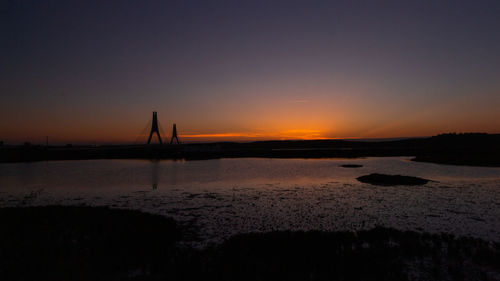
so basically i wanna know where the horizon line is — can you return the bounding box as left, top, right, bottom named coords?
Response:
left=4, top=132, right=498, bottom=146
left=0, top=135, right=440, bottom=146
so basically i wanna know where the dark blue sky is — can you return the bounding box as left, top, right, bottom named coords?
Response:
left=2, top=0, right=500, bottom=143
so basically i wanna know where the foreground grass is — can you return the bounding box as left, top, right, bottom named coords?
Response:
left=0, top=206, right=181, bottom=281
left=1, top=206, right=499, bottom=281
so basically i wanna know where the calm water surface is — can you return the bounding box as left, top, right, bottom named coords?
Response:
left=1, top=157, right=499, bottom=244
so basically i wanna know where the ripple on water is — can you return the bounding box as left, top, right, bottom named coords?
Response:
left=1, top=157, right=500, bottom=245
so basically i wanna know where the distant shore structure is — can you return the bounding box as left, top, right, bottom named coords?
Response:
left=170, top=124, right=180, bottom=144
left=147, top=111, right=163, bottom=145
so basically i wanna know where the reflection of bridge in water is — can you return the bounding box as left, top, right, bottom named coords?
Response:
left=151, top=160, right=159, bottom=190
left=149, top=159, right=182, bottom=190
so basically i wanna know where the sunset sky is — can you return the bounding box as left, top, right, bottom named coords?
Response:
left=1, top=0, right=499, bottom=144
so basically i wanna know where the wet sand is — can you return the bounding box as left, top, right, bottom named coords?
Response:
left=2, top=170, right=499, bottom=245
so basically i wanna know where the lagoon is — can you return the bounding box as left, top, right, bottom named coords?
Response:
left=1, top=157, right=499, bottom=244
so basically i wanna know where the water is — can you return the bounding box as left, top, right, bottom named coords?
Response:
left=1, top=157, right=499, bottom=244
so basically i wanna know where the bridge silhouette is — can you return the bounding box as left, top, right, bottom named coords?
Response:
left=139, top=112, right=181, bottom=145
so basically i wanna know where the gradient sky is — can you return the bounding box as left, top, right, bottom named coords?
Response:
left=1, top=0, right=499, bottom=144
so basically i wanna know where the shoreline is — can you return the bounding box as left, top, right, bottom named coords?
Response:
left=2, top=133, right=500, bottom=167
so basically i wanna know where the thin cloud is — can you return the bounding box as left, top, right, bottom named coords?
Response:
left=289, top=99, right=309, bottom=103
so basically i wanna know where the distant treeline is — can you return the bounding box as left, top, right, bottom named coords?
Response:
left=1, top=133, right=499, bottom=166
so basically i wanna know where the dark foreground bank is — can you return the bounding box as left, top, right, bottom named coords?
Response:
left=1, top=133, right=500, bottom=167
left=1, top=206, right=499, bottom=281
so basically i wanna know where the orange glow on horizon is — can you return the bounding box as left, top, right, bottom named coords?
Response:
left=179, top=129, right=329, bottom=141
left=3, top=92, right=499, bottom=145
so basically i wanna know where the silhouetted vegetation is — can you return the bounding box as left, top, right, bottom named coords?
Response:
left=411, top=133, right=500, bottom=167
left=2, top=133, right=499, bottom=167
left=1, top=206, right=499, bottom=280
left=357, top=173, right=430, bottom=186
left=214, top=228, right=500, bottom=281
left=0, top=206, right=182, bottom=281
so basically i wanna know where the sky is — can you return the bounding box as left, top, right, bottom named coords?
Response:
left=1, top=0, right=500, bottom=144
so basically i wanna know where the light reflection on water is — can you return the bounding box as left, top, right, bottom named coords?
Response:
left=1, top=157, right=499, bottom=244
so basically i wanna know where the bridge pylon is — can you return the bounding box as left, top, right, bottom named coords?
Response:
left=170, top=123, right=180, bottom=144
left=147, top=111, right=163, bottom=145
